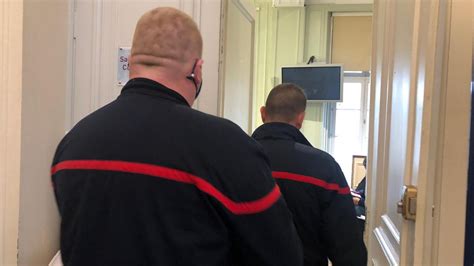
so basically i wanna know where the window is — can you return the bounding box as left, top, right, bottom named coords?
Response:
left=326, top=74, right=370, bottom=185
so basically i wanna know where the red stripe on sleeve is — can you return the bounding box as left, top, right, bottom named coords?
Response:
left=272, top=171, right=350, bottom=195
left=51, top=160, right=281, bottom=215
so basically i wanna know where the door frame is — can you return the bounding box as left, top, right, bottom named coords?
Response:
left=430, top=0, right=471, bottom=264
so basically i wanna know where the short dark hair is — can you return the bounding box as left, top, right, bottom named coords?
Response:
left=265, top=83, right=307, bottom=122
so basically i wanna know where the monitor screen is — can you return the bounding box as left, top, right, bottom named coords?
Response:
left=281, top=65, right=343, bottom=101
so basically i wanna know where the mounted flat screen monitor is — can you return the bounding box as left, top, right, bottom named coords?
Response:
left=281, top=64, right=343, bottom=102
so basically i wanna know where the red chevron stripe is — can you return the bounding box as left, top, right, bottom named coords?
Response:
left=51, top=160, right=281, bottom=215
left=272, top=171, right=350, bottom=195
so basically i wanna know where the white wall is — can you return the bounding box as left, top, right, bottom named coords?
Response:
left=197, top=0, right=222, bottom=115
left=0, top=0, right=69, bottom=265
left=17, top=0, right=70, bottom=264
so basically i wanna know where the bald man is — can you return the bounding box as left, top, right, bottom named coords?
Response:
left=252, top=83, right=367, bottom=266
left=51, top=8, right=302, bottom=266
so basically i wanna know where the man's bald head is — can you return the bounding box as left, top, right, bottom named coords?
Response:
left=130, top=7, right=202, bottom=68
left=261, top=83, right=307, bottom=128
left=128, top=7, right=204, bottom=106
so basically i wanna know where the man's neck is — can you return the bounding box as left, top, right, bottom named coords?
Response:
left=265, top=120, right=300, bottom=130
left=129, top=70, right=195, bottom=106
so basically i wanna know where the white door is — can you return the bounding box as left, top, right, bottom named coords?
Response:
left=219, top=0, right=255, bottom=134
left=366, top=0, right=470, bottom=265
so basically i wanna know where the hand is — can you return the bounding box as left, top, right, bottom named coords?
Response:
left=353, top=197, right=360, bottom=205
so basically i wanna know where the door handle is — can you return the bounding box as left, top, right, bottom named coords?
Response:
left=397, top=185, right=417, bottom=221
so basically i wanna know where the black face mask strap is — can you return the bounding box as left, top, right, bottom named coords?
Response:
left=186, top=60, right=202, bottom=99
left=195, top=80, right=203, bottom=98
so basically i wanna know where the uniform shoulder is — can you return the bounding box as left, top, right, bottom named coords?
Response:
left=294, top=142, right=337, bottom=164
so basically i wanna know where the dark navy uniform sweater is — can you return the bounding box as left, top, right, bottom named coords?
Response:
left=51, top=78, right=303, bottom=266
left=252, top=123, right=367, bottom=266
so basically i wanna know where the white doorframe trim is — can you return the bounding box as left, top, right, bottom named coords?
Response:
left=0, top=1, right=23, bottom=265
left=431, top=0, right=471, bottom=264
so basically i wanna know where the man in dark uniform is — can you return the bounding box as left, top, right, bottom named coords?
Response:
left=353, top=158, right=367, bottom=233
left=51, top=8, right=302, bottom=266
left=252, top=83, right=367, bottom=266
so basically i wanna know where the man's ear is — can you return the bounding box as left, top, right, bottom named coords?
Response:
left=295, top=111, right=305, bottom=129
left=195, top=59, right=204, bottom=84
left=260, top=106, right=267, bottom=123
